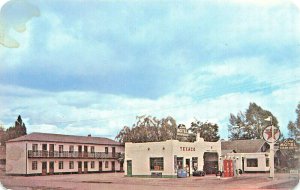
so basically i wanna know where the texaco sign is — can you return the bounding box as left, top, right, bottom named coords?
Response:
left=262, top=126, right=281, bottom=143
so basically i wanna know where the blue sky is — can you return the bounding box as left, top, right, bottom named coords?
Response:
left=0, top=0, right=300, bottom=140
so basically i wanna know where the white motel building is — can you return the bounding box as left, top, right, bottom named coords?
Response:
left=6, top=133, right=124, bottom=175
left=124, top=134, right=221, bottom=178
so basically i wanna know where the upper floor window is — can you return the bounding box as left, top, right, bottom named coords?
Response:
left=91, top=161, right=95, bottom=168
left=32, top=144, right=38, bottom=152
left=69, top=145, right=74, bottom=153
left=105, top=147, right=108, bottom=154
left=91, top=146, right=95, bottom=153
left=105, top=161, right=109, bottom=168
left=59, top=145, right=64, bottom=153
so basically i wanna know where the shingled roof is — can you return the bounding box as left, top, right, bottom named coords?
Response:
left=221, top=139, right=267, bottom=153
left=7, top=133, right=122, bottom=146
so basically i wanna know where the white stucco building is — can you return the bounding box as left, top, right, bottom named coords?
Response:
left=6, top=133, right=124, bottom=175
left=124, top=135, right=221, bottom=178
left=221, top=139, right=271, bottom=173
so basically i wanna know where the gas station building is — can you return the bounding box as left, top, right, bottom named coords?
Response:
left=124, top=134, right=221, bottom=177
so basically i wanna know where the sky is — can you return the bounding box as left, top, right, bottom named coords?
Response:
left=0, top=0, right=300, bottom=140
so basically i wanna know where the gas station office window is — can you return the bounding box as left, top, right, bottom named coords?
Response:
left=150, top=157, right=164, bottom=171
left=247, top=158, right=258, bottom=167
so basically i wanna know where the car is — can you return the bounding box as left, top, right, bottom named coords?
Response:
left=192, top=170, right=206, bottom=176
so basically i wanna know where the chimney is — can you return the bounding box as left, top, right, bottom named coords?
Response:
left=196, top=132, right=204, bottom=142
left=88, top=134, right=91, bottom=137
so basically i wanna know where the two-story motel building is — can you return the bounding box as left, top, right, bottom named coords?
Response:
left=6, top=133, right=124, bottom=175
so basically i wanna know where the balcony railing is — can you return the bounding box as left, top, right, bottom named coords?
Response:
left=28, top=150, right=124, bottom=159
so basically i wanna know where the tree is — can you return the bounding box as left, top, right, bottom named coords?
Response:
left=287, top=121, right=297, bottom=139
left=4, top=115, right=27, bottom=145
left=287, top=102, right=300, bottom=138
left=115, top=115, right=177, bottom=143
left=228, top=102, right=279, bottom=140
left=296, top=102, right=300, bottom=130
left=0, top=125, right=5, bottom=145
left=188, top=120, right=220, bottom=142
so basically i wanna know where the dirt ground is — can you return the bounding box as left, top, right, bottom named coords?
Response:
left=0, top=171, right=299, bottom=190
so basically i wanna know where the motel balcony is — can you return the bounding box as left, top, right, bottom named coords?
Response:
left=28, top=150, right=124, bottom=159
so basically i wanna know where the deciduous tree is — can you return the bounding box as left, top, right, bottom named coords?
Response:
left=188, top=120, right=220, bottom=142
left=228, top=102, right=279, bottom=140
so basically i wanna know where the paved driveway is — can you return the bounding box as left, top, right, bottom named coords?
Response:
left=0, top=172, right=298, bottom=190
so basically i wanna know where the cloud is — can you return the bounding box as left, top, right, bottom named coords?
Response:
left=0, top=0, right=299, bottom=140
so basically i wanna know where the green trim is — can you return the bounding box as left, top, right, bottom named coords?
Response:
left=125, top=175, right=177, bottom=178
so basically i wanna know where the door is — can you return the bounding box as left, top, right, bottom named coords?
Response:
left=49, top=161, right=54, bottom=174
left=120, top=161, right=124, bottom=172
left=112, top=147, right=116, bottom=157
left=84, top=161, right=88, bottom=173
left=185, top=159, right=190, bottom=176
left=84, top=146, right=88, bottom=157
left=42, top=161, right=47, bottom=175
left=242, top=157, right=245, bottom=172
left=78, top=161, right=82, bottom=173
left=42, top=144, right=47, bottom=157
left=111, top=161, right=115, bottom=172
left=49, top=144, right=54, bottom=157
left=99, top=161, right=102, bottom=172
left=127, top=160, right=132, bottom=176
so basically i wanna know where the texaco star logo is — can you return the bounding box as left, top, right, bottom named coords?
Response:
left=262, top=126, right=280, bottom=143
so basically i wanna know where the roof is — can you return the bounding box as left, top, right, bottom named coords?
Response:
left=221, top=139, right=266, bottom=153
left=7, top=133, right=122, bottom=146
left=0, top=146, right=5, bottom=159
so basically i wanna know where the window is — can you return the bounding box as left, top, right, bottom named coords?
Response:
left=91, top=161, right=95, bottom=168
left=69, top=145, right=74, bottom=153
left=266, top=158, right=269, bottom=167
left=59, top=161, right=64, bottom=169
left=105, top=147, right=108, bottom=154
left=247, top=158, right=258, bottom=167
left=32, top=161, right=38, bottom=170
left=69, top=161, right=74, bottom=169
left=32, top=144, right=38, bottom=152
left=105, top=161, right=109, bottom=168
left=91, top=146, right=95, bottom=153
left=59, top=145, right=63, bottom=153
left=150, top=157, right=164, bottom=171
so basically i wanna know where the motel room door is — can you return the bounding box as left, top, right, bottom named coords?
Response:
left=99, top=161, right=102, bottom=172
left=42, top=161, right=47, bottom=176
left=84, top=161, right=88, bottom=173
left=127, top=160, right=132, bottom=176
left=111, top=161, right=115, bottom=172
left=78, top=161, right=82, bottom=173
left=49, top=161, right=54, bottom=175
left=49, top=144, right=54, bottom=157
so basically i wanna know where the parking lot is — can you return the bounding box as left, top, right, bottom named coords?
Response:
left=0, top=172, right=299, bottom=190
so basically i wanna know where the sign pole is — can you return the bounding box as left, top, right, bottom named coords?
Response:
left=269, top=127, right=274, bottom=179
left=263, top=116, right=280, bottom=180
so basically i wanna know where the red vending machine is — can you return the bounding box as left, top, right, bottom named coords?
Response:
left=223, top=160, right=234, bottom=177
